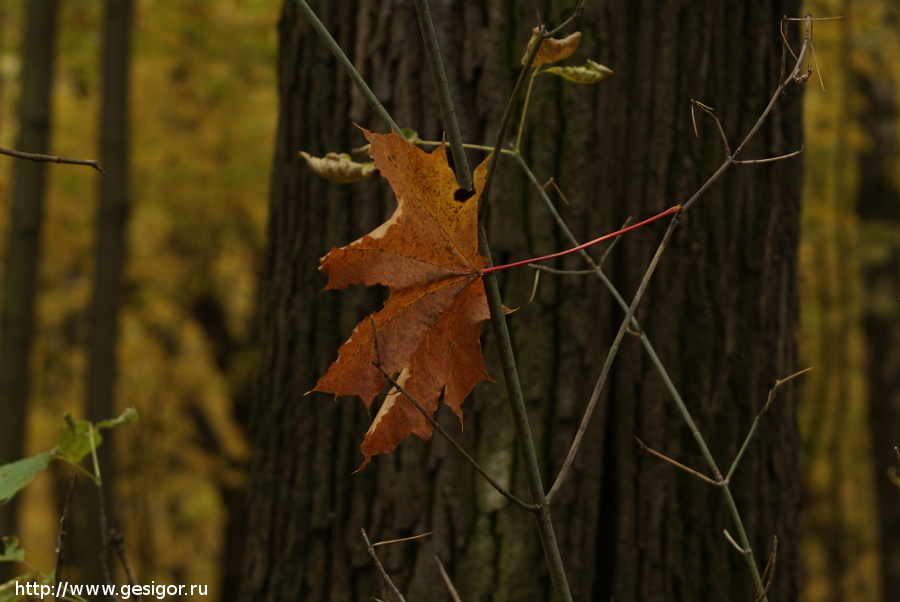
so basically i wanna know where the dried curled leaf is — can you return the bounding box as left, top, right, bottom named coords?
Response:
left=300, top=151, right=375, bottom=183
left=544, top=60, right=613, bottom=84
left=521, top=29, right=582, bottom=67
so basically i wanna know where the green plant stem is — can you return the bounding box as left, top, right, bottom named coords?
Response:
left=293, top=0, right=404, bottom=137
left=417, top=139, right=517, bottom=156
left=514, top=69, right=540, bottom=152
left=481, top=231, right=572, bottom=602
left=413, top=0, right=471, bottom=190
left=478, top=24, right=547, bottom=218
left=411, top=0, right=575, bottom=596
left=88, top=426, right=113, bottom=588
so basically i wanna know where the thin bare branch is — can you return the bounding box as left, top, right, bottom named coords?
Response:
left=434, top=556, right=463, bottom=602
left=548, top=214, right=681, bottom=501
left=110, top=530, right=140, bottom=594
left=529, top=265, right=602, bottom=276
left=733, top=147, right=804, bottom=164
left=372, top=532, right=433, bottom=548
left=724, top=529, right=750, bottom=555
left=528, top=269, right=541, bottom=302
left=54, top=472, right=78, bottom=599
left=543, top=177, right=571, bottom=206
left=0, top=146, right=104, bottom=173
left=635, top=437, right=722, bottom=486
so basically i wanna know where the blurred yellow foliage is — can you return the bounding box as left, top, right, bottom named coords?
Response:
left=799, top=1, right=900, bottom=600
left=0, top=0, right=276, bottom=597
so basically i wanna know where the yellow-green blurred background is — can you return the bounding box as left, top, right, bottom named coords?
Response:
left=0, top=0, right=898, bottom=600
left=0, top=1, right=275, bottom=598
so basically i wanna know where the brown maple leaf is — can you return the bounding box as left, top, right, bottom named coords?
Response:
left=313, top=128, right=492, bottom=469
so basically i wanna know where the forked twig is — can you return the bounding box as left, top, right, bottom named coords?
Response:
left=635, top=437, right=722, bottom=487
left=727, top=367, right=812, bottom=481
left=362, top=528, right=406, bottom=602
left=690, top=100, right=731, bottom=156
left=781, top=14, right=842, bottom=92
left=754, top=537, right=778, bottom=602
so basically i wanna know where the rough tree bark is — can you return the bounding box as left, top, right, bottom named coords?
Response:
left=242, top=1, right=802, bottom=600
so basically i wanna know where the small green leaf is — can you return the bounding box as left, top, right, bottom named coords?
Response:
left=0, top=537, right=25, bottom=563
left=544, top=60, right=614, bottom=84
left=0, top=570, right=52, bottom=602
left=0, top=453, right=52, bottom=505
left=399, top=128, right=420, bottom=142
left=96, top=407, right=139, bottom=430
left=55, top=414, right=101, bottom=464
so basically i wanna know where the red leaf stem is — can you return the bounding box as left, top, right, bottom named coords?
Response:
left=480, top=204, right=682, bottom=274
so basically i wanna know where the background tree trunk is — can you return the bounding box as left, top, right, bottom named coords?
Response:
left=856, top=70, right=900, bottom=602
left=0, top=0, right=60, bottom=577
left=242, top=1, right=802, bottom=600
left=72, top=0, right=134, bottom=590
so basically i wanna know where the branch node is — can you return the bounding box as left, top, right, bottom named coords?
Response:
left=723, top=529, right=751, bottom=555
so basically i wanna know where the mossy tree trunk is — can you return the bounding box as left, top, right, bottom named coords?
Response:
left=242, top=1, right=802, bottom=600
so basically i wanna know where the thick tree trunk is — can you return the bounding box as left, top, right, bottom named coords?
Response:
left=243, top=1, right=802, bottom=600
left=0, top=0, right=59, bottom=565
